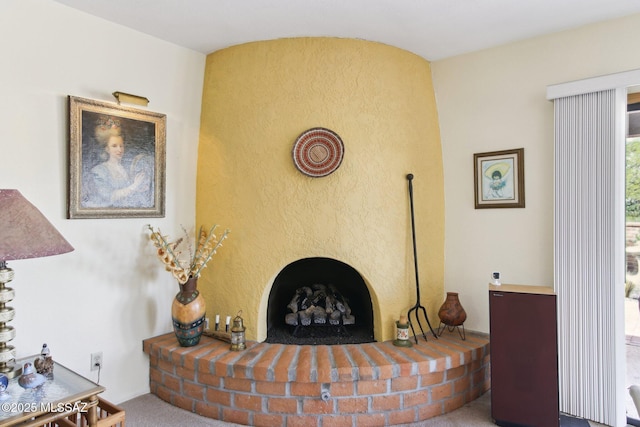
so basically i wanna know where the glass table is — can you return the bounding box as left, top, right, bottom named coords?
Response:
left=0, top=355, right=105, bottom=427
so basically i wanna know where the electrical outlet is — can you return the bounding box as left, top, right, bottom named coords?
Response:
left=91, top=352, right=103, bottom=371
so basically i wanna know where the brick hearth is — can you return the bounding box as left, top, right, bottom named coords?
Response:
left=143, top=331, right=490, bottom=426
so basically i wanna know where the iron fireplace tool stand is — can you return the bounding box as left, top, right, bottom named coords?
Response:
left=406, top=173, right=438, bottom=343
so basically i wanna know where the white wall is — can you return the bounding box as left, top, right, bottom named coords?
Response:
left=0, top=0, right=204, bottom=403
left=433, top=13, right=640, bottom=333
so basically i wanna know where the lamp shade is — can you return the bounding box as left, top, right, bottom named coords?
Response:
left=0, top=190, right=74, bottom=261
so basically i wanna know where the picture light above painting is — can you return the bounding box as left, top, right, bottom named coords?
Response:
left=67, top=96, right=166, bottom=219
left=473, top=148, right=525, bottom=209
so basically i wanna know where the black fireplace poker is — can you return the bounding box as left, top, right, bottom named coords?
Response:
left=406, top=173, right=438, bottom=343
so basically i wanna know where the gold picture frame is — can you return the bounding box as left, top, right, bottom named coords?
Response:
left=474, top=148, right=525, bottom=209
left=68, top=96, right=166, bottom=219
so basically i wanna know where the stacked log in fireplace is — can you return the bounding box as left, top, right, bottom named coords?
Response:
left=285, top=283, right=355, bottom=327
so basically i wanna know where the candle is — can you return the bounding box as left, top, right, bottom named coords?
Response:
left=225, top=315, right=231, bottom=332
left=399, top=315, right=408, bottom=325
left=215, top=314, right=220, bottom=331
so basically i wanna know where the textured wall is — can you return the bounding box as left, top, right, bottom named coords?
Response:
left=196, top=37, right=444, bottom=342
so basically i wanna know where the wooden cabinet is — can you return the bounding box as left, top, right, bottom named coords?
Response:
left=489, top=284, right=559, bottom=427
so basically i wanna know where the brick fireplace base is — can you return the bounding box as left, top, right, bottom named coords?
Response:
left=143, top=331, right=490, bottom=426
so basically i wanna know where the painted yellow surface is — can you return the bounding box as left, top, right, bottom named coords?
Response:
left=196, top=37, right=444, bottom=342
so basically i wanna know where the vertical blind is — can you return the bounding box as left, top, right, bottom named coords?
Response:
left=554, top=89, right=626, bottom=426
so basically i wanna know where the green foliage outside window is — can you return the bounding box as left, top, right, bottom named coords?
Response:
left=627, top=138, right=640, bottom=221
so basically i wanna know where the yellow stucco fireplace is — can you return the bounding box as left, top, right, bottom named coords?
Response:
left=195, top=37, right=445, bottom=343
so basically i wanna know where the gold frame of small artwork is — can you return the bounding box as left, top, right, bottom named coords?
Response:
left=474, top=148, right=525, bottom=209
left=68, top=95, right=166, bottom=219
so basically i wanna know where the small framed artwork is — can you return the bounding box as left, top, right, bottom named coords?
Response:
left=473, top=148, right=525, bottom=209
left=68, top=95, right=166, bottom=219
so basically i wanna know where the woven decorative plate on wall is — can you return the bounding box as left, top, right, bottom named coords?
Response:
left=292, top=128, right=344, bottom=177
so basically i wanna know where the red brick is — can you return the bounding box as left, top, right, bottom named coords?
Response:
left=176, top=366, right=196, bottom=381
left=252, top=344, right=284, bottom=381
left=316, top=345, right=333, bottom=383
left=454, top=375, right=470, bottom=394
left=158, top=358, right=176, bottom=374
left=417, top=402, right=443, bottom=421
left=160, top=340, right=181, bottom=359
left=355, top=413, right=386, bottom=426
left=224, top=376, right=252, bottom=392
left=274, top=345, right=299, bottom=382
left=357, top=379, right=387, bottom=395
left=287, top=415, right=320, bottom=427
left=183, top=381, right=205, bottom=400
left=372, top=394, right=401, bottom=411
left=255, top=380, right=287, bottom=396
left=436, top=341, right=473, bottom=367
left=359, top=343, right=395, bottom=379
left=155, top=384, right=171, bottom=403
left=389, top=408, right=417, bottom=425
left=214, top=350, right=245, bottom=377
left=143, top=333, right=175, bottom=354
left=403, top=390, right=428, bottom=407
left=148, top=354, right=158, bottom=368
left=469, top=359, right=482, bottom=371
left=232, top=347, right=263, bottom=379
left=295, top=346, right=313, bottom=382
left=194, top=401, right=221, bottom=419
left=444, top=394, right=466, bottom=413
left=172, top=394, right=194, bottom=412
left=206, top=388, right=232, bottom=405
left=375, top=344, right=414, bottom=376
left=163, top=373, right=181, bottom=392
left=319, top=415, right=353, bottom=427
left=337, top=397, right=368, bottom=414
left=446, top=365, right=466, bottom=381
left=183, top=344, right=218, bottom=370
left=391, top=376, right=418, bottom=391
left=328, top=381, right=355, bottom=397
left=235, top=393, right=263, bottom=411
left=221, top=407, right=250, bottom=425
left=431, top=383, right=453, bottom=401
left=290, top=381, right=321, bottom=397
left=415, top=360, right=432, bottom=375
left=413, top=346, right=448, bottom=372
left=197, top=345, right=229, bottom=374
left=144, top=331, right=491, bottom=425
left=302, top=398, right=334, bottom=414
left=267, top=397, right=298, bottom=413
left=472, top=367, right=486, bottom=386
left=433, top=346, right=462, bottom=369
left=331, top=345, right=356, bottom=381
left=253, top=413, right=285, bottom=427
left=198, top=372, right=222, bottom=387
left=469, top=386, right=483, bottom=401
left=170, top=345, right=193, bottom=365
left=345, top=345, right=374, bottom=380
left=149, top=367, right=162, bottom=384
left=421, top=371, right=445, bottom=386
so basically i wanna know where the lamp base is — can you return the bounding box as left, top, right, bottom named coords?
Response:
left=0, top=360, right=22, bottom=379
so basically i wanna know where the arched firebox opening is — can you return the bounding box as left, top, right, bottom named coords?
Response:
left=265, top=257, right=375, bottom=345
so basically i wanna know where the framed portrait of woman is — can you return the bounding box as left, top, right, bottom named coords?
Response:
left=68, top=96, right=166, bottom=219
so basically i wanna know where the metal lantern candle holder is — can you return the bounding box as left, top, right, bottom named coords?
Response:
left=230, top=311, right=246, bottom=351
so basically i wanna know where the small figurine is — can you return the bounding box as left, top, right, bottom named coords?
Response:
left=34, top=343, right=54, bottom=378
left=18, top=363, right=45, bottom=389
left=0, top=374, right=9, bottom=401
